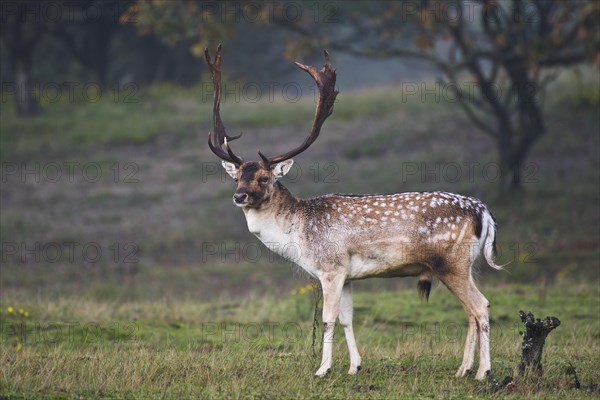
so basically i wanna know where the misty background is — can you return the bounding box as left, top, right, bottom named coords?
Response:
left=1, top=0, right=598, bottom=300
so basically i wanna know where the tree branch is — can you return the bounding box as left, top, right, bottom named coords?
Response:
left=438, top=78, right=497, bottom=137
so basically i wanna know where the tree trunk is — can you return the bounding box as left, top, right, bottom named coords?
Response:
left=13, top=52, right=39, bottom=116
left=498, top=146, right=521, bottom=194
left=86, top=20, right=114, bottom=87
left=497, top=137, right=531, bottom=195
left=496, top=61, right=546, bottom=195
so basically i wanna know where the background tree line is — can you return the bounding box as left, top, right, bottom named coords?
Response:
left=1, top=0, right=598, bottom=193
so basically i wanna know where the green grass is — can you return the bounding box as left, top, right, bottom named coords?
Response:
left=0, top=78, right=454, bottom=162
left=1, top=282, right=598, bottom=399
left=0, top=92, right=204, bottom=161
left=0, top=81, right=389, bottom=162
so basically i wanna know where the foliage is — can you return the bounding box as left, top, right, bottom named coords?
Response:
left=121, top=0, right=230, bottom=57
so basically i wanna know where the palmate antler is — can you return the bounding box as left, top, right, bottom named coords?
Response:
left=205, top=45, right=338, bottom=166
left=258, top=50, right=338, bottom=166
left=205, top=44, right=244, bottom=165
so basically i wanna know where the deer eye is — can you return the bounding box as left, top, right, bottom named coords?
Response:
left=234, top=178, right=239, bottom=183
left=259, top=177, right=270, bottom=184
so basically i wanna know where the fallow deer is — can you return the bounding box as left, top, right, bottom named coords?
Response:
left=204, top=45, right=502, bottom=380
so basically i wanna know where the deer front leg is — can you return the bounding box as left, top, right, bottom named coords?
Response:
left=339, top=282, right=361, bottom=374
left=315, top=273, right=346, bottom=377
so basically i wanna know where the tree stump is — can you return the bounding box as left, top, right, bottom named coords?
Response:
left=518, top=310, right=561, bottom=375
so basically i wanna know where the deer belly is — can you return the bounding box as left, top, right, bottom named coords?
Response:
left=348, top=251, right=426, bottom=279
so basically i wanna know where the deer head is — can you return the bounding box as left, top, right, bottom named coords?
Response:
left=205, top=44, right=338, bottom=208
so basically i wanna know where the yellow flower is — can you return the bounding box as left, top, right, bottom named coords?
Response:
left=291, top=284, right=317, bottom=296
left=556, top=262, right=577, bottom=281
left=15, top=343, right=22, bottom=351
left=24, top=311, right=29, bottom=317
left=7, top=306, right=14, bottom=314
left=19, top=308, right=24, bottom=315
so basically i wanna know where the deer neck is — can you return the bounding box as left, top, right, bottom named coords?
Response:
left=242, top=182, right=302, bottom=237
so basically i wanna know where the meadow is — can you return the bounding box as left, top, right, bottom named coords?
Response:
left=1, top=283, right=598, bottom=399
left=1, top=68, right=599, bottom=398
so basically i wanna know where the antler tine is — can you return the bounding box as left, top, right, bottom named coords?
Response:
left=259, top=50, right=338, bottom=166
left=205, top=44, right=244, bottom=165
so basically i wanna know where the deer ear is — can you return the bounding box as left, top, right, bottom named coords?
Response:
left=271, top=159, right=294, bottom=180
left=222, top=161, right=239, bottom=180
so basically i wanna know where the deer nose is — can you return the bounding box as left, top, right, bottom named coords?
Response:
left=233, top=192, right=248, bottom=204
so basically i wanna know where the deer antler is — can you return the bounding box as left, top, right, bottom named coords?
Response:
left=205, top=44, right=244, bottom=165
left=258, top=50, right=338, bottom=166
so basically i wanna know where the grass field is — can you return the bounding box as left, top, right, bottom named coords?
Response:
left=1, top=282, right=599, bottom=399
left=1, top=67, right=599, bottom=398
left=0, top=284, right=600, bottom=398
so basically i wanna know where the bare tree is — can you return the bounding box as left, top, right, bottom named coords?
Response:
left=276, top=0, right=599, bottom=193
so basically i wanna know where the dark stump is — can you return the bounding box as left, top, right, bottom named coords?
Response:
left=518, top=310, right=561, bottom=376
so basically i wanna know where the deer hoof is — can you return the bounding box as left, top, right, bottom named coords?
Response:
left=475, top=370, right=489, bottom=381
left=348, top=365, right=361, bottom=375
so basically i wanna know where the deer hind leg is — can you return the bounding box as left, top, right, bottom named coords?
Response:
left=456, top=314, right=478, bottom=377
left=468, top=280, right=491, bottom=380
left=315, top=273, right=346, bottom=377
left=339, top=282, right=362, bottom=374
left=439, top=269, right=491, bottom=380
